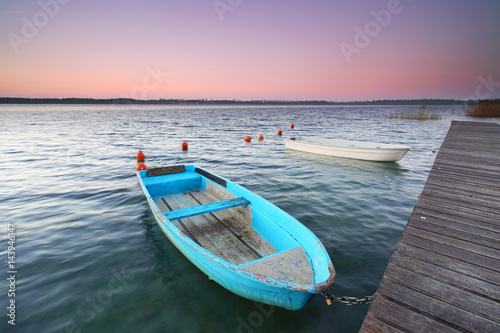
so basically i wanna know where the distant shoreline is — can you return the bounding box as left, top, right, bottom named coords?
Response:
left=0, top=97, right=472, bottom=106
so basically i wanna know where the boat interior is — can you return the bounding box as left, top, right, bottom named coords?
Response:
left=145, top=166, right=314, bottom=285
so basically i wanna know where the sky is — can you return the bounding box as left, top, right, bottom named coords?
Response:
left=1, top=0, right=500, bottom=101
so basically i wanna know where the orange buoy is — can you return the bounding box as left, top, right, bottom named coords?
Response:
left=181, top=142, right=188, bottom=150
left=136, top=163, right=147, bottom=171
left=291, top=123, right=294, bottom=129
left=244, top=136, right=252, bottom=142
left=136, top=150, right=145, bottom=163
left=278, top=130, right=282, bottom=135
left=258, top=135, right=264, bottom=140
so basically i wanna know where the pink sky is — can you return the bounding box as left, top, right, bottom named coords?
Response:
left=1, top=0, right=499, bottom=101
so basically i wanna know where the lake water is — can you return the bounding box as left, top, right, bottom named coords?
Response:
left=0, top=104, right=485, bottom=332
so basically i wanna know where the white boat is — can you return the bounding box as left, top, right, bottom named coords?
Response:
left=284, top=137, right=409, bottom=162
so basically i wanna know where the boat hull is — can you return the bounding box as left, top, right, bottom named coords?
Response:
left=137, top=165, right=335, bottom=310
left=284, top=137, right=409, bottom=162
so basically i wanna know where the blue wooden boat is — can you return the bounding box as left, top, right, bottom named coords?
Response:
left=137, top=165, right=336, bottom=310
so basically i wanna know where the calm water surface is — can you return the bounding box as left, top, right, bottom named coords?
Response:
left=0, top=104, right=479, bottom=332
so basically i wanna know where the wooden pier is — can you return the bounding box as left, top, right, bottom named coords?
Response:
left=360, top=121, right=500, bottom=332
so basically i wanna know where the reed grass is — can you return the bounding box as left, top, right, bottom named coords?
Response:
left=465, top=99, right=500, bottom=117
left=388, top=105, right=441, bottom=120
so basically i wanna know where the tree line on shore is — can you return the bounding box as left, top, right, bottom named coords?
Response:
left=0, top=97, right=477, bottom=106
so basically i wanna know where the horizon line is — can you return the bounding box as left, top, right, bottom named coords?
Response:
left=0, top=97, right=485, bottom=106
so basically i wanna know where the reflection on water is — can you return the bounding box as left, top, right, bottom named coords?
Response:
left=0, top=104, right=477, bottom=332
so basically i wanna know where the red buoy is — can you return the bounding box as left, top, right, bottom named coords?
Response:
left=258, top=135, right=264, bottom=140
left=244, top=136, right=252, bottom=142
left=181, top=142, right=188, bottom=150
left=136, top=163, right=147, bottom=171
left=278, top=130, right=282, bottom=135
left=136, top=150, right=145, bottom=162
left=291, top=123, right=294, bottom=129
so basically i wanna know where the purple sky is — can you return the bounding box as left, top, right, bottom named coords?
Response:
left=1, top=0, right=499, bottom=101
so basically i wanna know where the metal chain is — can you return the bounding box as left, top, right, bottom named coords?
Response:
left=321, top=292, right=374, bottom=306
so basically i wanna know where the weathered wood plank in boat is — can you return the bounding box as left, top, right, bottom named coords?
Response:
left=189, top=189, right=277, bottom=258
left=241, top=247, right=313, bottom=284
left=153, top=197, right=186, bottom=234
left=360, top=121, right=500, bottom=332
left=156, top=195, right=231, bottom=261
left=163, top=192, right=260, bottom=265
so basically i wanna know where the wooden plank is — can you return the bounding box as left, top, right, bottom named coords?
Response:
left=430, top=168, right=500, bottom=187
left=396, top=242, right=500, bottom=286
left=190, top=190, right=277, bottom=258
left=391, top=248, right=500, bottom=301
left=432, top=160, right=500, bottom=178
left=423, top=181, right=500, bottom=203
left=410, top=208, right=500, bottom=241
left=363, top=295, right=461, bottom=333
left=241, top=247, right=313, bottom=284
left=164, top=197, right=250, bottom=221
left=408, top=218, right=500, bottom=250
left=360, top=315, right=405, bottom=333
left=165, top=193, right=259, bottom=265
left=432, top=155, right=500, bottom=172
left=426, top=173, right=500, bottom=196
left=153, top=197, right=191, bottom=238
left=377, top=278, right=500, bottom=332
left=400, top=233, right=500, bottom=273
left=416, top=197, right=500, bottom=224
left=404, top=226, right=500, bottom=260
left=420, top=188, right=500, bottom=214
left=384, top=264, right=500, bottom=321
left=414, top=201, right=500, bottom=229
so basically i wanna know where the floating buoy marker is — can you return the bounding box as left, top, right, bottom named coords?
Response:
left=136, top=163, right=147, bottom=171
left=291, top=123, right=294, bottom=129
left=258, top=135, right=264, bottom=140
left=136, top=150, right=145, bottom=163
left=181, top=142, right=188, bottom=150
left=244, top=136, right=252, bottom=142
left=278, top=130, right=282, bottom=135
left=136, top=150, right=147, bottom=171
